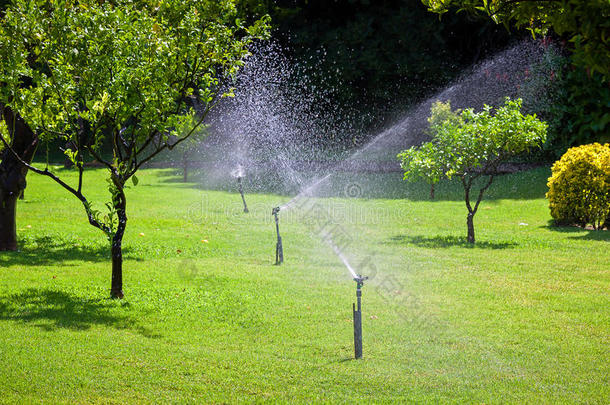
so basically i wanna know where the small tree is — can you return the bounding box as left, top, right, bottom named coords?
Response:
left=0, top=0, right=269, bottom=297
left=398, top=98, right=547, bottom=243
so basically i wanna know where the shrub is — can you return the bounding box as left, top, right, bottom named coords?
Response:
left=547, top=143, right=610, bottom=229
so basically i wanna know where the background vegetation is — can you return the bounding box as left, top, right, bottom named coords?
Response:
left=236, top=0, right=609, bottom=156
left=238, top=0, right=516, bottom=126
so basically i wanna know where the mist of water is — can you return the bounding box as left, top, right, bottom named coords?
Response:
left=278, top=40, right=554, bottom=204
left=194, top=42, right=363, bottom=195
left=191, top=39, right=558, bottom=280
left=230, top=164, right=244, bottom=179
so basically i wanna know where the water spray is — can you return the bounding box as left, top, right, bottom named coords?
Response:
left=272, top=206, right=283, bottom=265
left=352, top=275, right=368, bottom=359
left=237, top=176, right=249, bottom=213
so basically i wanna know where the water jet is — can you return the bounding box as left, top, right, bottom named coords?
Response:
left=353, top=275, right=368, bottom=359
left=272, top=206, right=283, bottom=265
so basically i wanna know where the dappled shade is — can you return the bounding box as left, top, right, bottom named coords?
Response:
left=0, top=288, right=159, bottom=337
left=0, top=236, right=141, bottom=267
left=389, top=234, right=517, bottom=249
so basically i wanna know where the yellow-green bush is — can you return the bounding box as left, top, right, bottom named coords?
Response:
left=547, top=143, right=610, bottom=229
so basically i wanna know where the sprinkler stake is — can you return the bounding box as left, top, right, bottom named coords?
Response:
left=353, top=275, right=368, bottom=359
left=272, top=206, right=283, bottom=265
left=237, top=176, right=249, bottom=213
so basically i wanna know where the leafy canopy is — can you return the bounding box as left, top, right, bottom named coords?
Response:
left=0, top=0, right=269, bottom=149
left=399, top=98, right=548, bottom=181
left=422, top=0, right=610, bottom=79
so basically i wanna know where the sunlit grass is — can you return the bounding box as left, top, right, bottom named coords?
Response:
left=0, top=167, right=608, bottom=403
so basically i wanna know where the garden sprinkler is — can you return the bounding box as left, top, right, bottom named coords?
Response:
left=237, top=176, right=249, bottom=213
left=272, top=206, right=283, bottom=265
left=352, top=275, right=368, bottom=359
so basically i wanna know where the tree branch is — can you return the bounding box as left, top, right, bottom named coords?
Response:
left=77, top=162, right=84, bottom=194
left=131, top=95, right=216, bottom=175
left=85, top=145, right=115, bottom=173
left=473, top=174, right=494, bottom=213
left=0, top=132, right=112, bottom=234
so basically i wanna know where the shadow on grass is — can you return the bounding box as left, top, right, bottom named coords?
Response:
left=389, top=235, right=517, bottom=249
left=541, top=224, right=610, bottom=241
left=0, top=236, right=141, bottom=266
left=0, top=288, right=160, bottom=338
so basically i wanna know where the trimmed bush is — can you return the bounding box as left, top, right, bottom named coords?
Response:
left=547, top=143, right=610, bottom=229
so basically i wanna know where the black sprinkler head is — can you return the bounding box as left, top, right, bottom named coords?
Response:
left=353, top=275, right=368, bottom=288
left=272, top=206, right=280, bottom=216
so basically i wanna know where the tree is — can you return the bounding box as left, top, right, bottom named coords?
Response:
left=0, top=0, right=269, bottom=297
left=398, top=98, right=547, bottom=243
left=421, top=0, right=610, bottom=80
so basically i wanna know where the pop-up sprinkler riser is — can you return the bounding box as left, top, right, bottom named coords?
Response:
left=272, top=206, right=283, bottom=265
left=353, top=275, right=368, bottom=359
left=237, top=176, right=249, bottom=213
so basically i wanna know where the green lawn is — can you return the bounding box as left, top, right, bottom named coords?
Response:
left=0, top=166, right=608, bottom=403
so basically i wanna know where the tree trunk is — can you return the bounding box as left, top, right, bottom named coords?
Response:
left=0, top=193, right=18, bottom=250
left=110, top=187, right=127, bottom=299
left=110, top=233, right=125, bottom=299
left=430, top=184, right=435, bottom=200
left=0, top=104, right=38, bottom=251
left=466, top=212, right=475, bottom=244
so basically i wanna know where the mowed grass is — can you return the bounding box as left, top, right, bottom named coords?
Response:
left=0, top=166, right=608, bottom=403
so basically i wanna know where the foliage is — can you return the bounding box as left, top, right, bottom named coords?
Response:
left=546, top=143, right=610, bottom=229
left=0, top=0, right=269, bottom=296
left=551, top=69, right=610, bottom=152
left=516, top=42, right=610, bottom=158
left=399, top=98, right=548, bottom=182
left=0, top=119, right=7, bottom=153
left=398, top=98, right=547, bottom=242
left=173, top=116, right=209, bottom=182
left=422, top=0, right=610, bottom=80
left=0, top=0, right=269, bottom=152
left=400, top=101, right=460, bottom=190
